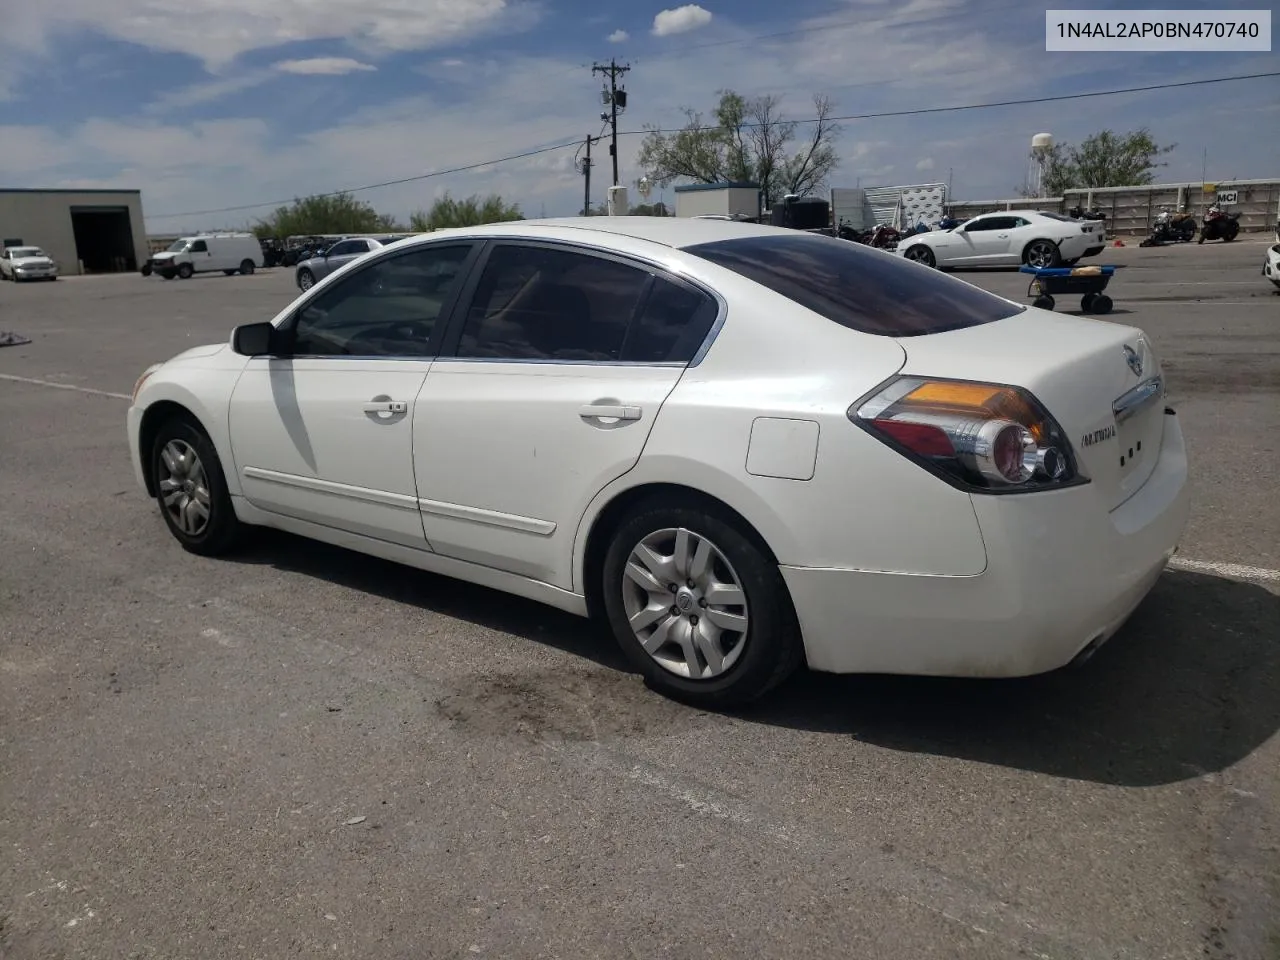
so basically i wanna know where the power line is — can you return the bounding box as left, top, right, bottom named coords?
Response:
left=620, top=71, right=1280, bottom=136
left=148, top=139, right=583, bottom=220
left=148, top=70, right=1278, bottom=221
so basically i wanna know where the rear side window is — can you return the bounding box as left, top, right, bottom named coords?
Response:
left=622, top=277, right=718, bottom=363
left=684, top=233, right=1024, bottom=337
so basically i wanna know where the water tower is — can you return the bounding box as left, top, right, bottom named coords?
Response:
left=1030, top=132, right=1054, bottom=198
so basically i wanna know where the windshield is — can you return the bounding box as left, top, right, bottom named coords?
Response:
left=9, top=247, right=45, bottom=258
left=166, top=240, right=189, bottom=252
left=684, top=233, right=1024, bottom=337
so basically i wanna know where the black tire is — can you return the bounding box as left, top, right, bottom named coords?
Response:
left=903, top=244, right=936, bottom=268
left=223, top=269, right=237, bottom=276
left=1091, top=294, right=1113, bottom=314
left=239, top=259, right=255, bottom=275
left=600, top=499, right=803, bottom=707
left=141, top=263, right=152, bottom=277
left=177, top=263, right=194, bottom=280
left=297, top=268, right=314, bottom=291
left=1033, top=294, right=1055, bottom=310
left=149, top=416, right=244, bottom=557
left=1024, top=239, right=1062, bottom=269
left=1081, top=293, right=1097, bottom=312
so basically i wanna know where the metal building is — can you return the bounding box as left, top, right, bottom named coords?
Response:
left=0, top=188, right=148, bottom=276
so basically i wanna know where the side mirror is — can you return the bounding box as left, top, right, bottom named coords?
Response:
left=231, top=321, right=276, bottom=356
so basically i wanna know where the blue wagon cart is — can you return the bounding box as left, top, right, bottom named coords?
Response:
left=1019, top=264, right=1122, bottom=314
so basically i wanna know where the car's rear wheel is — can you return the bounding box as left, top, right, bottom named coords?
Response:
left=1024, top=239, right=1062, bottom=269
left=297, top=268, right=314, bottom=291
left=150, top=417, right=244, bottom=556
left=601, top=501, right=803, bottom=707
left=903, top=244, right=936, bottom=268
left=239, top=259, right=255, bottom=275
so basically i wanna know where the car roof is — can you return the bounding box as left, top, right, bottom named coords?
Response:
left=413, top=216, right=789, bottom=251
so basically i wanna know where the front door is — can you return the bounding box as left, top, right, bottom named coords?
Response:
left=316, top=238, right=374, bottom=282
left=413, top=240, right=721, bottom=588
left=227, top=240, right=479, bottom=548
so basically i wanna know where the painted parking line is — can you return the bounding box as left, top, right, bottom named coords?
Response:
left=1168, top=556, right=1280, bottom=584
left=0, top=372, right=131, bottom=400
left=2, top=372, right=1279, bottom=586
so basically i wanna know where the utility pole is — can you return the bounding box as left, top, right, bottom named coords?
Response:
left=577, top=134, right=602, bottom=216
left=591, top=59, right=630, bottom=186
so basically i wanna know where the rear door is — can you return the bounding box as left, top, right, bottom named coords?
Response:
left=411, top=240, right=720, bottom=588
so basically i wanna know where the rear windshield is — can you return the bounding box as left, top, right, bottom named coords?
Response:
left=684, top=233, right=1025, bottom=337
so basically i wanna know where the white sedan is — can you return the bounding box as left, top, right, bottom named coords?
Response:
left=126, top=217, right=1189, bottom=707
left=898, top=210, right=1107, bottom=269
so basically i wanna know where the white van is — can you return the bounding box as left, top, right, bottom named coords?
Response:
left=145, top=233, right=263, bottom=280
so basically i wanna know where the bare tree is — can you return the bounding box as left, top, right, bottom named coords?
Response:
left=638, top=90, right=842, bottom=205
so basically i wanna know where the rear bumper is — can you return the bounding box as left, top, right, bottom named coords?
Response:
left=783, top=410, right=1191, bottom=677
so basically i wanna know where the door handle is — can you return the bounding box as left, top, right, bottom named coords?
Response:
left=364, top=400, right=407, bottom=414
left=579, top=404, right=642, bottom=421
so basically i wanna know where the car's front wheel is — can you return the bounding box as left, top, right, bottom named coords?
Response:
left=150, top=417, right=244, bottom=556
left=601, top=500, right=803, bottom=707
left=903, top=244, right=936, bottom=268
left=297, top=268, right=314, bottom=291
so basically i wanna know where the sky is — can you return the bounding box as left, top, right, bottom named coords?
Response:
left=0, top=0, right=1276, bottom=234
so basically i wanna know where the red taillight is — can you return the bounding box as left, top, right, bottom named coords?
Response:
left=850, top=377, right=1080, bottom=493
left=872, top=419, right=952, bottom=457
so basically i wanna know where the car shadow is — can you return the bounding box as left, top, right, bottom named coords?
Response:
left=230, top=533, right=1278, bottom=788
left=736, top=570, right=1279, bottom=788
left=232, top=529, right=629, bottom=672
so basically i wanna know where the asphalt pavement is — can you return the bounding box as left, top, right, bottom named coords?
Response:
left=1, top=236, right=1278, bottom=960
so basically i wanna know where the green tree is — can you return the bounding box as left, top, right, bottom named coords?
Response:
left=637, top=90, right=840, bottom=206
left=1020, top=128, right=1175, bottom=196
left=409, top=192, right=523, bottom=231
left=253, top=192, right=390, bottom=238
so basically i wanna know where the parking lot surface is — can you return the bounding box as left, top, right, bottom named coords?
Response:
left=2, top=238, right=1278, bottom=960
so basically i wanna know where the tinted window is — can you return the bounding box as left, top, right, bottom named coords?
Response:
left=964, top=218, right=999, bottom=232
left=328, top=240, right=364, bottom=257
left=289, top=244, right=473, bottom=357
left=189, top=240, right=208, bottom=252
left=684, top=233, right=1024, bottom=337
left=457, top=244, right=650, bottom=361
left=621, top=276, right=718, bottom=363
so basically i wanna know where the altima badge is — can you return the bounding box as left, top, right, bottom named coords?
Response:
left=1123, top=345, right=1143, bottom=377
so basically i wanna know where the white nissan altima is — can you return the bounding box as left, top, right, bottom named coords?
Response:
left=127, top=217, right=1189, bottom=707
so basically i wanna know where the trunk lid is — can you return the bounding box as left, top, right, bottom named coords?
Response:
left=896, top=309, right=1166, bottom=510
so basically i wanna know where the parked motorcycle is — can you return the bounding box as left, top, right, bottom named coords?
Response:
left=1069, top=205, right=1107, bottom=222
left=1198, top=204, right=1240, bottom=244
left=1140, top=207, right=1197, bottom=246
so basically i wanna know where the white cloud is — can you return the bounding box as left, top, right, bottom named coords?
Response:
left=652, top=5, right=713, bottom=37
left=3, top=5, right=1275, bottom=232
left=0, top=0, right=540, bottom=70
left=608, top=29, right=630, bottom=43
left=274, top=57, right=377, bottom=75
left=916, top=157, right=935, bottom=171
